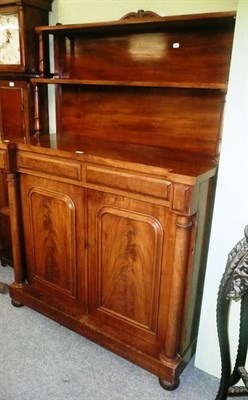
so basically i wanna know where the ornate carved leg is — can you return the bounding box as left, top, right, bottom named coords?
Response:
left=215, top=291, right=231, bottom=399
left=215, top=225, right=248, bottom=399
left=230, top=293, right=248, bottom=387
left=227, top=293, right=248, bottom=396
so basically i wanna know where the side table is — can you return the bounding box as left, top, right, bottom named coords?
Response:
left=215, top=225, right=248, bottom=399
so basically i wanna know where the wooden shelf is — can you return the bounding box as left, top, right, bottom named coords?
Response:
left=31, top=78, right=227, bottom=90
left=35, top=11, right=236, bottom=36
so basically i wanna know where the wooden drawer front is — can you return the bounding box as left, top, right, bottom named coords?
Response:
left=86, top=165, right=171, bottom=200
left=0, top=150, right=7, bottom=170
left=17, top=153, right=82, bottom=181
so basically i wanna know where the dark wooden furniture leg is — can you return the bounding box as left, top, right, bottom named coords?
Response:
left=215, top=225, right=248, bottom=399
left=0, top=281, right=8, bottom=294
left=0, top=262, right=8, bottom=294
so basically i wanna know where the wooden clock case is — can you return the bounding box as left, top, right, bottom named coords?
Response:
left=0, top=0, right=52, bottom=73
left=0, top=0, right=53, bottom=265
left=0, top=9, right=236, bottom=389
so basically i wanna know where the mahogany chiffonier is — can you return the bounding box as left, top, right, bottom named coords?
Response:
left=6, top=10, right=235, bottom=389
left=0, top=0, right=53, bottom=265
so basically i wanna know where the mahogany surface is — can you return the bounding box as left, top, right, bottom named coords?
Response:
left=55, top=23, right=233, bottom=87
left=2, top=10, right=236, bottom=389
left=57, top=86, right=225, bottom=157
left=16, top=133, right=217, bottom=180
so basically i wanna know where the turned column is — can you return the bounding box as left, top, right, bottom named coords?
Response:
left=159, top=214, right=193, bottom=390
left=7, top=173, right=25, bottom=291
left=34, top=84, right=41, bottom=135
left=38, top=32, right=45, bottom=77
left=162, top=215, right=193, bottom=363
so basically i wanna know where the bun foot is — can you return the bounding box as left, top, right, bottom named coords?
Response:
left=159, top=377, right=180, bottom=391
left=0, top=282, right=8, bottom=294
left=11, top=299, right=23, bottom=307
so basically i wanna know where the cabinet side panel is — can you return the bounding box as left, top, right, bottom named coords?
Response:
left=179, top=177, right=217, bottom=357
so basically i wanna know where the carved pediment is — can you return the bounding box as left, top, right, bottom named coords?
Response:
left=121, top=9, right=161, bottom=20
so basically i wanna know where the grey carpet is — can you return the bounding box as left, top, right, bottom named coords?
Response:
left=0, top=265, right=242, bottom=400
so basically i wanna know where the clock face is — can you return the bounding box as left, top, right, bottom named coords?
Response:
left=0, top=12, right=21, bottom=65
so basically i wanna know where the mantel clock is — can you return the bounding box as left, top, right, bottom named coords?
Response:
left=0, top=11, right=20, bottom=66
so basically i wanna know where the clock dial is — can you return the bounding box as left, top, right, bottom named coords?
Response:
left=0, top=13, right=21, bottom=65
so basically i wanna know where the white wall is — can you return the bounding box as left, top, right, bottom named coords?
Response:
left=54, top=0, right=237, bottom=23
left=195, top=0, right=248, bottom=377
left=48, top=0, right=246, bottom=378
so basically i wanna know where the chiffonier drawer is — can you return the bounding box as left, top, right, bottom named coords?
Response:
left=0, top=150, right=7, bottom=170
left=86, top=165, right=171, bottom=200
left=17, top=152, right=82, bottom=181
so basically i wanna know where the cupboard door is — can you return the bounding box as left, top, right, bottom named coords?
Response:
left=87, top=189, right=171, bottom=350
left=20, top=174, right=86, bottom=309
left=0, top=85, right=25, bottom=140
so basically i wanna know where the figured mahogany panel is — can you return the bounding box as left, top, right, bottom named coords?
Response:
left=27, top=186, right=76, bottom=295
left=58, top=85, right=225, bottom=156
left=98, top=207, right=163, bottom=330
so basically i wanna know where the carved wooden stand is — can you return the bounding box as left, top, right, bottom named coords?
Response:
left=215, top=225, right=248, bottom=399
